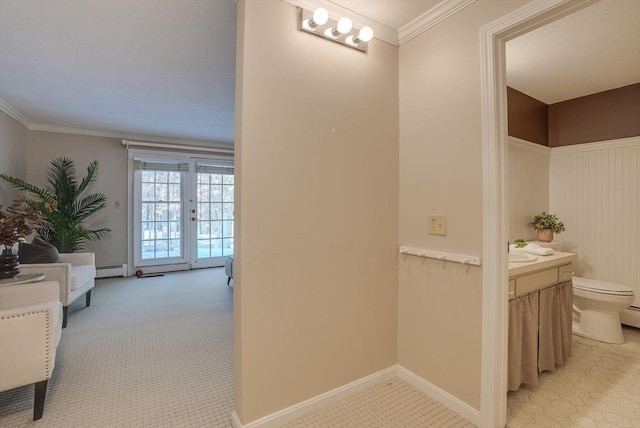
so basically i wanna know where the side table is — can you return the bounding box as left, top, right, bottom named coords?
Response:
left=0, top=273, right=46, bottom=287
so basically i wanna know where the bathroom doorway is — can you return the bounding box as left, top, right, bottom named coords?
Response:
left=480, top=0, right=639, bottom=426
left=480, top=0, right=590, bottom=426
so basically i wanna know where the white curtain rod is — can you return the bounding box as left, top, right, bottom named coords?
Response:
left=121, top=139, right=234, bottom=154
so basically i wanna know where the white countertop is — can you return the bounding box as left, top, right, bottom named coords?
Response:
left=508, top=251, right=576, bottom=277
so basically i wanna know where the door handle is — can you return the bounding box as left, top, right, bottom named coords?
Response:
left=191, top=217, right=196, bottom=222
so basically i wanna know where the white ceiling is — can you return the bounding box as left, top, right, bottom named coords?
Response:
left=506, top=0, right=640, bottom=104
left=0, top=0, right=237, bottom=143
left=328, top=0, right=442, bottom=30
left=0, top=0, right=638, bottom=143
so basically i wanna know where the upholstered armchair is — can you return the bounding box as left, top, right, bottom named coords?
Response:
left=19, top=253, right=96, bottom=328
left=0, top=281, right=63, bottom=420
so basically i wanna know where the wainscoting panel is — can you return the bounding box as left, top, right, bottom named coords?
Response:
left=549, top=137, right=640, bottom=309
left=507, top=137, right=551, bottom=242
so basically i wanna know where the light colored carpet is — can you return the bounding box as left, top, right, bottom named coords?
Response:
left=285, top=379, right=474, bottom=428
left=0, top=268, right=234, bottom=427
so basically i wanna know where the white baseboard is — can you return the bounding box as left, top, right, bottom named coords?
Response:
left=230, top=411, right=242, bottom=428
left=230, top=365, right=397, bottom=428
left=96, top=264, right=128, bottom=278
left=229, top=365, right=480, bottom=427
left=397, top=366, right=480, bottom=427
left=621, top=306, right=640, bottom=328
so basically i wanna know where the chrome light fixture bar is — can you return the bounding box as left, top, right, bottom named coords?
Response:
left=298, top=7, right=373, bottom=52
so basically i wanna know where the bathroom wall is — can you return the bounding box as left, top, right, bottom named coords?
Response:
left=507, top=79, right=639, bottom=321
left=507, top=83, right=640, bottom=248
left=549, top=136, right=640, bottom=309
left=507, top=87, right=548, bottom=146
left=549, top=83, right=640, bottom=147
left=506, top=137, right=550, bottom=243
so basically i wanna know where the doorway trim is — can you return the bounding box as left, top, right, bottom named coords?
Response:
left=479, top=1, right=596, bottom=426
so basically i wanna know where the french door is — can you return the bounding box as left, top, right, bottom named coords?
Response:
left=131, top=152, right=234, bottom=273
left=192, top=160, right=235, bottom=268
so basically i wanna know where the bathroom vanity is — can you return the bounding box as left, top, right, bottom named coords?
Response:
left=508, top=251, right=576, bottom=300
left=507, top=251, right=576, bottom=391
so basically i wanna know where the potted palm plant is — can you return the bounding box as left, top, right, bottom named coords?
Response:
left=529, top=212, right=565, bottom=242
left=0, top=157, right=110, bottom=253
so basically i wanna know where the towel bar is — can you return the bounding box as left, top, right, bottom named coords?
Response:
left=399, top=246, right=481, bottom=266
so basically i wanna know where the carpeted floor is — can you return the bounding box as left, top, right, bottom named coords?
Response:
left=285, top=379, right=474, bottom=428
left=0, top=268, right=234, bottom=427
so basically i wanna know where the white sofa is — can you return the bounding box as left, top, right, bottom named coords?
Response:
left=0, top=280, right=63, bottom=420
left=19, top=253, right=96, bottom=328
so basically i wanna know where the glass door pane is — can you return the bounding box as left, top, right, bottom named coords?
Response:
left=191, top=160, right=234, bottom=268
left=133, top=158, right=188, bottom=269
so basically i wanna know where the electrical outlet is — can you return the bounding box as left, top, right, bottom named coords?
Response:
left=428, top=215, right=447, bottom=236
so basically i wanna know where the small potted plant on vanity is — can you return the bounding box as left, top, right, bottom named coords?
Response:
left=529, top=212, right=565, bottom=242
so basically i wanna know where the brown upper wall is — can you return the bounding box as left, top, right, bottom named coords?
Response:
left=507, top=83, right=640, bottom=147
left=507, top=87, right=549, bottom=146
left=548, top=83, right=640, bottom=147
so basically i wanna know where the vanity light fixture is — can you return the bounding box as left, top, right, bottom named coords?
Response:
left=298, top=8, right=373, bottom=52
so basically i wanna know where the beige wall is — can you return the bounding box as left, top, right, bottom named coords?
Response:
left=398, top=0, right=529, bottom=410
left=234, top=0, right=399, bottom=423
left=0, top=111, right=28, bottom=204
left=26, top=131, right=127, bottom=265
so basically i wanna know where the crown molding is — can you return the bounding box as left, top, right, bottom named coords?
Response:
left=29, top=123, right=233, bottom=148
left=0, top=100, right=232, bottom=147
left=398, top=0, right=476, bottom=46
left=282, top=0, right=398, bottom=46
left=0, top=98, right=32, bottom=129
left=29, top=123, right=130, bottom=139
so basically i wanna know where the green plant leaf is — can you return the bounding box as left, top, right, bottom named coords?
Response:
left=1, top=158, right=110, bottom=253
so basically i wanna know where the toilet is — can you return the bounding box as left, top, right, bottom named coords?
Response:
left=572, top=276, right=635, bottom=344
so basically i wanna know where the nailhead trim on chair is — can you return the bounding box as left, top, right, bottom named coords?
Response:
left=45, top=265, right=70, bottom=303
left=21, top=264, right=70, bottom=303
left=1, top=309, right=53, bottom=379
left=44, top=310, right=51, bottom=379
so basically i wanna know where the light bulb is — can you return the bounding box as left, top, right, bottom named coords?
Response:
left=358, top=26, right=373, bottom=42
left=312, top=8, right=328, bottom=26
left=336, top=17, right=352, bottom=34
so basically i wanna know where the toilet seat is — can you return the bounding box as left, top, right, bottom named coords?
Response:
left=573, top=276, right=634, bottom=297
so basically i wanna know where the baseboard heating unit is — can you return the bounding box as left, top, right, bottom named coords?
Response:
left=621, top=305, right=640, bottom=329
left=96, top=264, right=128, bottom=278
